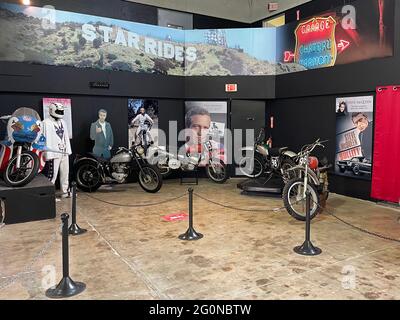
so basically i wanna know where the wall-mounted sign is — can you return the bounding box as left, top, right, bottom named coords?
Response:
left=89, top=82, right=110, bottom=89
left=294, top=16, right=337, bottom=69
left=225, top=84, right=238, bottom=92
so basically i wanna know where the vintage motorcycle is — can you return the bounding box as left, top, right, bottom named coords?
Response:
left=0, top=108, right=46, bottom=187
left=147, top=139, right=228, bottom=184
left=73, top=143, right=162, bottom=193
left=282, top=139, right=330, bottom=221
left=238, top=128, right=298, bottom=182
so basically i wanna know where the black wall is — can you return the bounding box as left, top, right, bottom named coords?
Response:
left=0, top=93, right=185, bottom=157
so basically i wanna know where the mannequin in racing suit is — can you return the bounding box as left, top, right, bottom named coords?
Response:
left=131, top=107, right=154, bottom=145
left=42, top=102, right=72, bottom=198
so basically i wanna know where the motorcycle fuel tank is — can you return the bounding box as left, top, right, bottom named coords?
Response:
left=110, top=152, right=132, bottom=163
left=256, top=145, right=269, bottom=156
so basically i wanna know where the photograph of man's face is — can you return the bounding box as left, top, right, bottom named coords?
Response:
left=98, top=110, right=107, bottom=122
left=352, top=113, right=369, bottom=132
left=186, top=107, right=212, bottom=145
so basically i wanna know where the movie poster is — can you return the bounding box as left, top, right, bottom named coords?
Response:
left=43, top=98, right=73, bottom=138
left=128, top=99, right=159, bottom=147
left=184, top=101, right=227, bottom=166
left=335, top=96, right=374, bottom=179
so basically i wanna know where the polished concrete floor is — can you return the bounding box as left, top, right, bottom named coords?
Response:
left=1, top=178, right=400, bottom=300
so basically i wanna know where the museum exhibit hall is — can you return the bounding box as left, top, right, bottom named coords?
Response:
left=1, top=0, right=400, bottom=306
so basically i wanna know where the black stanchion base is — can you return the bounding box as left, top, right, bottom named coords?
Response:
left=45, top=276, right=86, bottom=299
left=294, top=240, right=322, bottom=256
left=179, top=227, right=203, bottom=241
left=68, top=223, right=87, bottom=236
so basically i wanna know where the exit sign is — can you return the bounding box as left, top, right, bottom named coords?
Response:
left=268, top=2, right=279, bottom=11
left=225, top=84, right=237, bottom=92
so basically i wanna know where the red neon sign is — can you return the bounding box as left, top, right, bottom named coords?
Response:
left=337, top=39, right=350, bottom=53
left=284, top=51, right=295, bottom=62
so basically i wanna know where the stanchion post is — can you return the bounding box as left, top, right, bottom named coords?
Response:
left=293, top=191, right=322, bottom=256
left=68, top=182, right=87, bottom=236
left=45, top=213, right=86, bottom=298
left=179, top=188, right=203, bottom=241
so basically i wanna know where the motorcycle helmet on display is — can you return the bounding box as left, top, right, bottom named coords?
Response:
left=49, top=102, right=65, bottom=119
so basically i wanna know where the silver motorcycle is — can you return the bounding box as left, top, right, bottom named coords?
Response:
left=74, top=144, right=162, bottom=193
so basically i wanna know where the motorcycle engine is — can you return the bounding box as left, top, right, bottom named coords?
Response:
left=168, top=159, right=181, bottom=170
left=111, top=164, right=129, bottom=183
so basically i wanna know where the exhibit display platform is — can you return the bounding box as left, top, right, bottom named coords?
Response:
left=0, top=174, right=56, bottom=225
left=237, top=175, right=284, bottom=197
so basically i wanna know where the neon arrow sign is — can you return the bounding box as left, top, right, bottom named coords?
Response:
left=337, top=39, right=350, bottom=53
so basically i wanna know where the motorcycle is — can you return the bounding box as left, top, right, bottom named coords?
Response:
left=147, top=139, right=229, bottom=184
left=0, top=108, right=46, bottom=187
left=282, top=139, right=331, bottom=221
left=73, top=143, right=162, bottom=193
left=238, top=128, right=298, bottom=182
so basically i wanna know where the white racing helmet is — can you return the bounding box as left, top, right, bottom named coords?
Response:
left=49, top=102, right=65, bottom=119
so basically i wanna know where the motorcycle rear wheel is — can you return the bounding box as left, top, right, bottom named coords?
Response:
left=157, top=163, right=172, bottom=178
left=138, top=164, right=162, bottom=193
left=75, top=160, right=103, bottom=192
left=3, top=151, right=39, bottom=187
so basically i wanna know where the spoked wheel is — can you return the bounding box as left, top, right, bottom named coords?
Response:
left=138, top=165, right=162, bottom=193
left=238, top=153, right=264, bottom=178
left=157, top=163, right=172, bottom=178
left=75, top=161, right=102, bottom=192
left=282, top=178, right=321, bottom=221
left=206, top=159, right=228, bottom=183
left=281, top=158, right=298, bottom=183
left=3, top=151, right=39, bottom=187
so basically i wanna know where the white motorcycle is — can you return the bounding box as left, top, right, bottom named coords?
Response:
left=148, top=140, right=228, bottom=184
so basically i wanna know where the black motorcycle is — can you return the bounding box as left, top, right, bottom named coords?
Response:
left=238, top=128, right=298, bottom=182
left=73, top=144, right=162, bottom=193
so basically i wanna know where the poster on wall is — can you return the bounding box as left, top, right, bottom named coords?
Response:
left=0, top=1, right=393, bottom=77
left=184, top=101, right=227, bottom=166
left=128, top=99, right=159, bottom=147
left=43, top=98, right=73, bottom=139
left=335, top=96, right=374, bottom=180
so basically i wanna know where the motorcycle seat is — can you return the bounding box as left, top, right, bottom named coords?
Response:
left=88, top=153, right=109, bottom=163
left=269, top=147, right=288, bottom=157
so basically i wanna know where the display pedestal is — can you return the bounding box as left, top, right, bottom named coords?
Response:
left=180, top=169, right=199, bottom=185
left=0, top=175, right=56, bottom=225
left=237, top=174, right=284, bottom=197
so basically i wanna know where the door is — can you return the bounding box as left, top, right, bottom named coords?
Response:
left=230, top=100, right=266, bottom=176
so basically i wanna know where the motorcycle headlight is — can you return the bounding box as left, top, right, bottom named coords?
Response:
left=136, top=146, right=145, bottom=155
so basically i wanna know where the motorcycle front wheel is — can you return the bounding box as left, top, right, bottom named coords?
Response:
left=206, top=159, right=228, bottom=184
left=75, top=160, right=103, bottom=192
left=3, top=151, right=39, bottom=187
left=138, top=164, right=162, bottom=193
left=282, top=178, right=321, bottom=221
left=238, top=153, right=264, bottom=178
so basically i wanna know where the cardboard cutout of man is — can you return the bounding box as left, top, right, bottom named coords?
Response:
left=42, top=102, right=72, bottom=198
left=90, top=109, right=114, bottom=159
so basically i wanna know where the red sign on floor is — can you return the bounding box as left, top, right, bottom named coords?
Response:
left=162, top=212, right=188, bottom=222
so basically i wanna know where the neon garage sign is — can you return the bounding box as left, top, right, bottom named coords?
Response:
left=294, top=16, right=338, bottom=69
